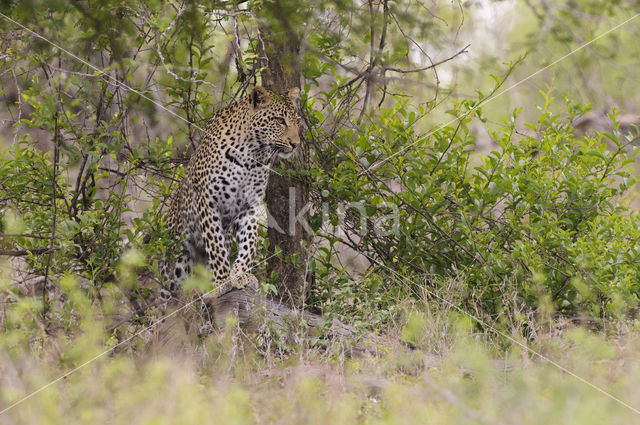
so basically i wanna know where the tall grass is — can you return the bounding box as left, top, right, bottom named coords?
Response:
left=2, top=272, right=640, bottom=424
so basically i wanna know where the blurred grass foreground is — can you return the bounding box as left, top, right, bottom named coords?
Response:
left=3, top=270, right=640, bottom=425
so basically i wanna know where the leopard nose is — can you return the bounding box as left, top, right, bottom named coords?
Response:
left=290, top=139, right=300, bottom=149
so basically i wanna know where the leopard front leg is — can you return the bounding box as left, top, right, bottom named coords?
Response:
left=160, top=241, right=194, bottom=301
left=230, top=206, right=260, bottom=292
left=197, top=194, right=234, bottom=295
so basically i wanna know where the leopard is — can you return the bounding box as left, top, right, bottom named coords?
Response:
left=160, top=86, right=301, bottom=301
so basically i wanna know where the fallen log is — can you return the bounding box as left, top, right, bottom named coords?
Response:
left=206, top=288, right=384, bottom=356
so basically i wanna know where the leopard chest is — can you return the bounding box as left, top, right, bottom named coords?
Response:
left=203, top=157, right=269, bottom=228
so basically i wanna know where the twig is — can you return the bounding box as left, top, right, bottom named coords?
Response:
left=384, top=44, right=470, bottom=74
left=0, top=248, right=57, bottom=257
left=0, top=234, right=51, bottom=240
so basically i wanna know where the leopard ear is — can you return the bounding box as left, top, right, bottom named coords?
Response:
left=250, top=86, right=272, bottom=109
left=287, top=87, right=300, bottom=104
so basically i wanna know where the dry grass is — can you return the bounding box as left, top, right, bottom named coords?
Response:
left=2, top=283, right=640, bottom=425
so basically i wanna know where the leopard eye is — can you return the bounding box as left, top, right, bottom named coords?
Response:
left=275, top=117, right=287, bottom=126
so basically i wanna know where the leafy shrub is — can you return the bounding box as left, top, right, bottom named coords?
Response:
left=308, top=88, right=640, bottom=320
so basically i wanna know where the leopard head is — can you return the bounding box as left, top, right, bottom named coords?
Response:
left=248, top=86, right=301, bottom=159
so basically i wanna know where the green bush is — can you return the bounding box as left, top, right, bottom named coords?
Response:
left=308, top=88, right=640, bottom=320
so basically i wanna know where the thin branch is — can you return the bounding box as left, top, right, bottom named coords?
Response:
left=377, top=0, right=389, bottom=108
left=0, top=248, right=57, bottom=257
left=384, top=44, right=470, bottom=74
left=0, top=234, right=52, bottom=240
left=357, top=0, right=376, bottom=125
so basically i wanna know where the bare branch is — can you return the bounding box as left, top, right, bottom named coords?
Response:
left=384, top=44, right=470, bottom=74
left=0, top=234, right=52, bottom=240
left=0, top=248, right=56, bottom=257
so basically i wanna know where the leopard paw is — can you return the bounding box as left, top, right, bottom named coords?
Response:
left=233, top=272, right=259, bottom=291
left=216, top=272, right=258, bottom=295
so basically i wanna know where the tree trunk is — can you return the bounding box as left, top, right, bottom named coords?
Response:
left=259, top=2, right=312, bottom=304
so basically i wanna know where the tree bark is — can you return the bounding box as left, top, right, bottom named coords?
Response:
left=259, top=1, right=312, bottom=304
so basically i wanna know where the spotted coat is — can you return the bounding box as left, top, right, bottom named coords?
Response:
left=161, top=86, right=301, bottom=298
